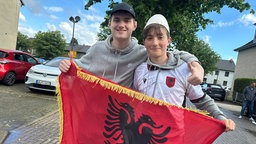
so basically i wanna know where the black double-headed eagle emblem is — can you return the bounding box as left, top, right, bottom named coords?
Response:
left=103, top=95, right=171, bottom=144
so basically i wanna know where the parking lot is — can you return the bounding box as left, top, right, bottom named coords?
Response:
left=1, top=82, right=256, bottom=144
left=0, top=82, right=58, bottom=132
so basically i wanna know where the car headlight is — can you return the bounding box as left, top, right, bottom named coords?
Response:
left=27, top=69, right=35, bottom=74
left=0, top=60, right=8, bottom=64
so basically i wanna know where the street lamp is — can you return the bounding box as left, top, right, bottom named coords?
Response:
left=69, top=16, right=80, bottom=51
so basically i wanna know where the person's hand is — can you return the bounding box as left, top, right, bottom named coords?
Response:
left=59, top=59, right=71, bottom=72
left=222, top=119, right=235, bottom=132
left=187, top=61, right=204, bottom=85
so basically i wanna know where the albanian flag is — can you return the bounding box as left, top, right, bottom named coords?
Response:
left=57, top=62, right=225, bottom=144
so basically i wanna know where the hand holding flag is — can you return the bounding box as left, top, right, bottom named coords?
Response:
left=57, top=63, right=226, bottom=144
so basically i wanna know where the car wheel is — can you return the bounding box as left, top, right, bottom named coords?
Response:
left=3, top=72, right=16, bottom=86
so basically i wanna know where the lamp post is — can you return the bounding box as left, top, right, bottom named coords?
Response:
left=69, top=16, right=80, bottom=51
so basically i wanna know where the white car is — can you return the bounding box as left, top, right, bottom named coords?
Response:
left=25, top=57, right=69, bottom=92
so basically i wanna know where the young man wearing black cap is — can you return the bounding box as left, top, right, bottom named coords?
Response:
left=59, top=2, right=204, bottom=88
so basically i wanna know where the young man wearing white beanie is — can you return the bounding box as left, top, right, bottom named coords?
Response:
left=133, top=14, right=235, bottom=132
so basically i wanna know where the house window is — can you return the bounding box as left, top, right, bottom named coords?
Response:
left=223, top=81, right=227, bottom=86
left=225, top=72, right=229, bottom=77
left=213, top=79, right=217, bottom=84
left=215, top=71, right=219, bottom=75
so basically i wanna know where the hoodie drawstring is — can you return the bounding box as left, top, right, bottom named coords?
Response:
left=113, top=51, right=119, bottom=81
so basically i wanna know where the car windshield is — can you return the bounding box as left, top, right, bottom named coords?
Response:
left=0, top=51, right=7, bottom=58
left=36, top=58, right=46, bottom=63
left=201, top=84, right=207, bottom=90
left=44, top=57, right=68, bottom=67
left=210, top=85, right=222, bottom=89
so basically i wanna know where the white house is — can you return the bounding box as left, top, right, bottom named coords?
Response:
left=203, top=59, right=236, bottom=90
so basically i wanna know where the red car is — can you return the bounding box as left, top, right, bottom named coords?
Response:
left=0, top=48, right=39, bottom=86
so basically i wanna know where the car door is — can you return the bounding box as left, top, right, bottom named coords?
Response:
left=14, top=53, right=37, bottom=80
left=12, top=53, right=26, bottom=80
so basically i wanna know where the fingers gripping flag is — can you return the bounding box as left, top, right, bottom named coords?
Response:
left=57, top=62, right=225, bottom=144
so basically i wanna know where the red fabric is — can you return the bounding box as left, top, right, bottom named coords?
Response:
left=58, top=63, right=225, bottom=144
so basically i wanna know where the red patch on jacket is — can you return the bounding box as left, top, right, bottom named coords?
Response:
left=166, top=76, right=175, bottom=88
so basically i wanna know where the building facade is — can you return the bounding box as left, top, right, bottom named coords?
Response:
left=0, top=0, right=24, bottom=50
left=231, top=30, right=256, bottom=102
left=203, top=59, right=236, bottom=90
left=233, top=38, right=256, bottom=80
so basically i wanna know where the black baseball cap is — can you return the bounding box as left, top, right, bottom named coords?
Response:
left=111, top=2, right=136, bottom=18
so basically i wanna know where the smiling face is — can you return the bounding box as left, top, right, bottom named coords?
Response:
left=143, top=25, right=171, bottom=64
left=109, top=11, right=137, bottom=41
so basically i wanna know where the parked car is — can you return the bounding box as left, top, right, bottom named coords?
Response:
left=0, top=48, right=39, bottom=85
left=200, top=83, right=226, bottom=101
left=35, top=58, right=47, bottom=64
left=25, top=57, right=69, bottom=92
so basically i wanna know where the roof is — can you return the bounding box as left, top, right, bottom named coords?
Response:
left=216, top=59, right=236, bottom=72
left=66, top=45, right=90, bottom=53
left=234, top=40, right=256, bottom=52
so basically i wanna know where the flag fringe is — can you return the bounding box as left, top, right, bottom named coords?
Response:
left=56, top=64, right=210, bottom=144
left=56, top=79, right=63, bottom=144
left=76, top=68, right=209, bottom=116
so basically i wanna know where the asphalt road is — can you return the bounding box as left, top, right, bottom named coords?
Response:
left=0, top=82, right=58, bottom=132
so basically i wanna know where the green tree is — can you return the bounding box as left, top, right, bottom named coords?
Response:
left=16, top=32, right=32, bottom=52
left=190, top=37, right=221, bottom=74
left=97, top=26, right=111, bottom=41
left=85, top=0, right=253, bottom=44
left=33, top=31, right=66, bottom=60
left=85, top=0, right=254, bottom=74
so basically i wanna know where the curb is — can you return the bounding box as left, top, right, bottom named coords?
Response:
left=0, top=130, right=8, bottom=144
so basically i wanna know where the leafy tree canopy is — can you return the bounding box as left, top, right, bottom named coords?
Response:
left=85, top=0, right=254, bottom=45
left=84, top=0, right=254, bottom=74
left=190, top=36, right=221, bottom=74
left=32, top=31, right=66, bottom=60
left=16, top=32, right=32, bottom=52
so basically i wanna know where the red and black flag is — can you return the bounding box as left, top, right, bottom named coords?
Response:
left=57, top=62, right=225, bottom=144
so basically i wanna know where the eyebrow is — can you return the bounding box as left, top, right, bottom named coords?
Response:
left=113, top=16, right=133, bottom=19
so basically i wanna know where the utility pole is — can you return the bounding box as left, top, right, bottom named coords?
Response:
left=69, top=16, right=80, bottom=57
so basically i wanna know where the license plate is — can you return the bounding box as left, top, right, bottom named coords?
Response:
left=37, top=80, right=51, bottom=85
